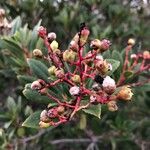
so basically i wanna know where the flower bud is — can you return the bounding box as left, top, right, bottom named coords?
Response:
left=100, top=39, right=111, bottom=52
left=108, top=63, right=112, bottom=71
left=31, top=80, right=42, bottom=90
left=52, top=49, right=61, bottom=55
left=143, top=51, right=150, bottom=59
left=63, top=50, right=77, bottom=63
left=96, top=54, right=103, bottom=60
left=90, top=39, right=101, bottom=49
left=39, top=121, right=50, bottom=128
left=57, top=106, right=65, bottom=114
left=47, top=108, right=58, bottom=118
left=69, top=40, right=79, bottom=52
left=33, top=49, right=43, bottom=57
left=40, top=88, right=48, bottom=95
left=50, top=40, right=59, bottom=51
left=90, top=95, right=97, bottom=103
left=71, top=75, right=81, bottom=83
left=128, top=38, right=135, bottom=46
left=102, top=76, right=116, bottom=94
left=38, top=26, right=47, bottom=38
left=107, top=101, right=118, bottom=112
left=130, top=54, right=137, bottom=59
left=69, top=86, right=80, bottom=96
left=48, top=66, right=57, bottom=75
left=40, top=110, right=49, bottom=122
left=80, top=28, right=90, bottom=46
left=0, top=9, right=5, bottom=16
left=92, top=82, right=101, bottom=91
left=55, top=68, right=64, bottom=79
left=48, top=32, right=56, bottom=42
left=117, top=86, right=133, bottom=100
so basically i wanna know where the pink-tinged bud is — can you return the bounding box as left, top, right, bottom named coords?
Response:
left=47, top=108, right=58, bottom=118
left=143, top=51, right=150, bottom=59
left=40, top=88, right=48, bottom=95
left=102, top=76, right=116, bottom=94
left=40, top=110, right=49, bottom=122
left=96, top=54, right=103, bottom=60
left=39, top=121, right=50, bottom=128
left=31, top=80, right=42, bottom=90
left=90, top=39, right=101, bottom=49
left=80, top=28, right=90, bottom=46
left=48, top=32, right=56, bottom=42
left=0, top=9, right=5, bottom=16
left=130, top=54, right=137, bottom=59
left=128, top=38, right=135, bottom=46
left=90, top=95, right=97, bottom=103
left=71, top=74, right=81, bottom=83
left=55, top=68, right=65, bottom=79
left=69, top=40, right=79, bottom=52
left=100, top=39, right=111, bottom=52
left=38, top=26, right=47, bottom=38
left=69, top=86, right=80, bottom=96
left=117, top=86, right=133, bottom=100
left=57, top=106, right=65, bottom=114
left=73, top=33, right=79, bottom=43
left=33, top=49, right=43, bottom=57
left=107, top=101, right=118, bottom=112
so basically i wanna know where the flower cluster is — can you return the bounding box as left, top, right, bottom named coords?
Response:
left=30, top=24, right=149, bottom=128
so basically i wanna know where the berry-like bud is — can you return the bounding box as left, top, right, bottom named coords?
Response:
left=69, top=40, right=79, bottom=52
left=55, top=68, right=64, bottom=79
left=102, top=76, right=116, bottom=94
left=38, top=26, right=47, bottom=38
left=90, top=39, right=101, bottom=49
left=40, top=110, right=49, bottom=122
left=57, top=106, right=65, bottom=114
left=107, top=101, right=118, bottom=112
left=80, top=28, right=90, bottom=46
left=48, top=32, right=56, bottom=42
left=48, top=66, right=57, bottom=75
left=96, top=54, right=103, bottom=60
left=52, top=49, right=61, bottom=55
left=63, top=50, right=77, bottom=63
left=50, top=40, right=59, bottom=51
left=69, top=86, right=80, bottom=96
left=39, top=121, right=50, bottom=128
left=47, top=108, right=58, bottom=118
left=90, top=95, right=97, bottom=103
left=143, top=51, right=150, bottom=59
left=33, top=49, right=43, bottom=57
left=117, top=86, right=133, bottom=100
left=128, top=38, right=135, bottom=46
left=40, top=88, right=48, bottom=95
left=130, top=54, right=137, bottom=59
left=31, top=80, right=42, bottom=90
left=71, top=75, right=81, bottom=83
left=100, top=39, right=111, bottom=52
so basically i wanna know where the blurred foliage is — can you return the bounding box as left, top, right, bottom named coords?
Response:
left=0, top=0, right=150, bottom=149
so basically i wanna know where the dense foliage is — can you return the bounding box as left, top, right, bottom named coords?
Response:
left=0, top=0, right=150, bottom=150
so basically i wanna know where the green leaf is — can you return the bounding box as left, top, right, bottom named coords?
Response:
left=134, top=83, right=150, bottom=92
left=27, top=59, right=49, bottom=82
left=82, top=104, right=101, bottom=119
left=17, top=75, right=37, bottom=85
left=23, top=84, right=51, bottom=104
left=11, top=16, right=22, bottom=34
left=124, top=71, right=133, bottom=79
left=106, top=59, right=120, bottom=75
left=22, top=111, right=41, bottom=128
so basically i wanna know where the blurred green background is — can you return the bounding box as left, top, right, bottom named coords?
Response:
left=0, top=0, right=150, bottom=150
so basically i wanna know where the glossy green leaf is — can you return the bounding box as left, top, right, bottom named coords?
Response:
left=22, top=111, right=41, bottom=128
left=82, top=104, right=101, bottom=119
left=17, top=75, right=37, bottom=85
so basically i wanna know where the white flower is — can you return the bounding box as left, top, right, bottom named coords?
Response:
left=96, top=54, right=103, bottom=60
left=102, top=76, right=116, bottom=94
left=48, top=32, right=57, bottom=40
left=69, top=86, right=80, bottom=96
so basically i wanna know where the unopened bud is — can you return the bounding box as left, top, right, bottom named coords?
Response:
left=117, top=86, right=133, bottom=100
left=90, top=95, right=97, bottom=103
left=130, top=54, right=137, bottom=59
left=40, top=88, right=48, bottom=95
left=31, top=80, right=42, bottom=90
left=63, top=50, right=77, bottom=63
left=100, top=39, right=111, bottom=52
left=55, top=68, right=64, bottom=78
left=107, top=101, right=118, bottom=112
left=143, top=51, right=150, bottom=59
left=47, top=108, right=58, bottom=118
left=48, top=66, right=57, bottom=75
left=102, top=76, right=116, bottom=94
left=128, top=38, right=135, bottom=46
left=57, top=106, right=65, bottom=114
left=96, top=54, right=103, bottom=60
left=33, top=49, right=43, bottom=57
left=69, top=40, right=79, bottom=52
left=48, top=32, right=56, bottom=42
left=92, top=82, right=101, bottom=91
left=69, top=86, right=80, bottom=96
left=90, top=39, right=101, bottom=49
left=80, top=28, right=90, bottom=46
left=38, top=26, right=47, bottom=38
left=39, top=121, right=50, bottom=128
left=40, top=110, right=49, bottom=122
left=71, top=75, right=81, bottom=83
left=50, top=40, right=59, bottom=51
